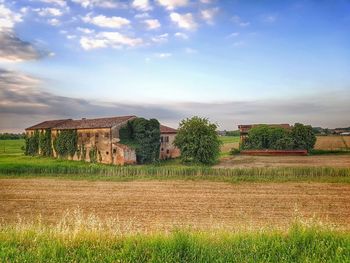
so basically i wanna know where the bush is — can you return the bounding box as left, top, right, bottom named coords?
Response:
left=242, top=123, right=316, bottom=151
left=120, top=118, right=161, bottom=164
left=229, top=148, right=240, bottom=155
left=174, top=116, right=222, bottom=165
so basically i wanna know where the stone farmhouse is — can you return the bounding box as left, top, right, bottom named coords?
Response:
left=25, top=116, right=180, bottom=165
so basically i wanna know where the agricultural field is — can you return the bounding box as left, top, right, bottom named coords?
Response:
left=314, top=135, right=350, bottom=150
left=219, top=136, right=240, bottom=154
left=1, top=138, right=350, bottom=261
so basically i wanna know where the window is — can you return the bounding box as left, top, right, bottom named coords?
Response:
left=106, top=151, right=109, bottom=155
left=165, top=136, right=169, bottom=143
left=105, top=132, right=109, bottom=138
left=166, top=149, right=170, bottom=154
left=95, top=133, right=99, bottom=138
left=160, top=136, right=163, bottom=143
left=113, top=149, right=117, bottom=154
left=161, top=148, right=164, bottom=151
left=86, top=133, right=90, bottom=138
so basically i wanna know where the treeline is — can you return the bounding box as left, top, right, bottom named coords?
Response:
left=242, top=123, right=316, bottom=151
left=0, top=133, right=25, bottom=140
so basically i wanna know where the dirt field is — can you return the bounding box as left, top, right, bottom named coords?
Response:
left=217, top=155, right=350, bottom=168
left=315, top=136, right=349, bottom=150
left=1, top=179, right=350, bottom=231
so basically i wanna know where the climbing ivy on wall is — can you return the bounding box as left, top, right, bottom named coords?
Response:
left=39, top=129, right=52, bottom=157
left=53, top=130, right=78, bottom=158
left=119, top=118, right=161, bottom=164
left=25, top=131, right=39, bottom=156
left=89, top=145, right=98, bottom=163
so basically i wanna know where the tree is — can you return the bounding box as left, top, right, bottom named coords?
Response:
left=243, top=125, right=291, bottom=150
left=25, top=131, right=39, bottom=156
left=291, top=123, right=316, bottom=151
left=174, top=116, right=221, bottom=165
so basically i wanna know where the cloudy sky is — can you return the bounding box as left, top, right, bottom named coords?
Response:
left=0, top=0, right=349, bottom=132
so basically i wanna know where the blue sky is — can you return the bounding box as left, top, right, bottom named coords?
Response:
left=0, top=0, right=349, bottom=131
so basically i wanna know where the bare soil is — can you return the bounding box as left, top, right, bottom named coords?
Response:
left=217, top=155, right=350, bottom=168
left=1, top=179, right=349, bottom=231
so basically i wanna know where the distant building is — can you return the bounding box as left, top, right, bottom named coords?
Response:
left=160, top=125, right=180, bottom=159
left=238, top=124, right=291, bottom=142
left=25, top=116, right=179, bottom=165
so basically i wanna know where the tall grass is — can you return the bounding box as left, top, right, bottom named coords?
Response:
left=0, top=211, right=349, bottom=263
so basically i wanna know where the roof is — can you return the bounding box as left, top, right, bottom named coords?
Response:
left=25, top=119, right=72, bottom=130
left=160, top=125, right=177, bottom=134
left=53, top=116, right=137, bottom=130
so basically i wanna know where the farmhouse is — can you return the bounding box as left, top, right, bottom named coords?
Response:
left=238, top=124, right=291, bottom=143
left=25, top=116, right=179, bottom=165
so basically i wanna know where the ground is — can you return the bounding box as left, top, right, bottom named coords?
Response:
left=217, top=155, right=350, bottom=168
left=1, top=179, right=350, bottom=232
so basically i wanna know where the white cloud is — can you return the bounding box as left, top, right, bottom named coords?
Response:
left=132, top=0, right=152, bottom=11
left=201, top=7, right=219, bottom=24
left=134, top=12, right=150, bottom=19
left=231, top=15, right=250, bottom=27
left=143, top=19, right=160, bottom=30
left=35, top=7, right=63, bottom=16
left=48, top=18, right=60, bottom=26
left=0, top=4, right=22, bottom=32
left=200, top=0, right=213, bottom=3
left=37, top=0, right=67, bottom=7
left=155, top=52, right=172, bottom=58
left=77, top=27, right=94, bottom=34
left=80, top=32, right=143, bottom=50
left=72, top=0, right=126, bottom=8
left=151, top=33, right=168, bottom=43
left=174, top=32, right=188, bottom=39
left=83, top=14, right=130, bottom=28
left=66, top=34, right=77, bottom=39
left=157, top=0, right=188, bottom=10
left=170, top=12, right=197, bottom=30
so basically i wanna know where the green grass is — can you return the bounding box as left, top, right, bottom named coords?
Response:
left=0, top=139, right=24, bottom=155
left=219, top=136, right=240, bottom=144
left=0, top=140, right=349, bottom=183
left=0, top=224, right=349, bottom=262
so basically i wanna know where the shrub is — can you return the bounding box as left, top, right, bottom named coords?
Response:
left=174, top=116, right=222, bottom=165
left=292, top=123, right=316, bottom=151
left=229, top=148, right=240, bottom=155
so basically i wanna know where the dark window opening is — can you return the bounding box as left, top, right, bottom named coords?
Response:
left=161, top=148, right=164, bottom=151
left=105, top=132, right=109, bottom=138
left=113, top=149, right=117, bottom=154
left=166, top=149, right=170, bottom=154
left=165, top=136, right=169, bottom=142
left=160, top=136, right=163, bottom=143
left=106, top=151, right=109, bottom=155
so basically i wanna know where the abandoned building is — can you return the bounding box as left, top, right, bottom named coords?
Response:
left=25, top=116, right=179, bottom=165
left=238, top=124, right=291, bottom=143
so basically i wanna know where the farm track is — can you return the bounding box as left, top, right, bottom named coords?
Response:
left=1, top=179, right=350, bottom=231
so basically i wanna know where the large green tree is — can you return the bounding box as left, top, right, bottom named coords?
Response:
left=174, top=116, right=221, bottom=165
left=291, top=123, right=316, bottom=151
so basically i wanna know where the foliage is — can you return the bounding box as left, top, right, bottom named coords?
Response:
left=53, top=130, right=78, bottom=158
left=174, top=116, right=222, bottom=165
left=242, top=123, right=316, bottom=151
left=0, top=224, right=349, bottom=262
left=39, top=129, right=52, bottom=157
left=120, top=118, right=161, bottom=164
left=229, top=148, right=240, bottom=155
left=25, top=131, right=39, bottom=156
left=292, top=123, right=317, bottom=151
left=0, top=133, right=25, bottom=140
left=89, top=145, right=98, bottom=163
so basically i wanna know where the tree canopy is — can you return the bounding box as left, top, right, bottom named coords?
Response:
left=174, top=116, right=222, bottom=165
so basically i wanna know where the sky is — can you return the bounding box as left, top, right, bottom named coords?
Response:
left=0, top=0, right=349, bottom=132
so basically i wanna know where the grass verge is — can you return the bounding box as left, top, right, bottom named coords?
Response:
left=0, top=223, right=349, bottom=262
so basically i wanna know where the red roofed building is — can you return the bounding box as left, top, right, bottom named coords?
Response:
left=160, top=125, right=180, bottom=159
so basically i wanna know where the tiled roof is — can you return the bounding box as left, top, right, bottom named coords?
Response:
left=26, top=119, right=72, bottom=130
left=160, top=125, right=177, bottom=134
left=54, top=116, right=137, bottom=130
